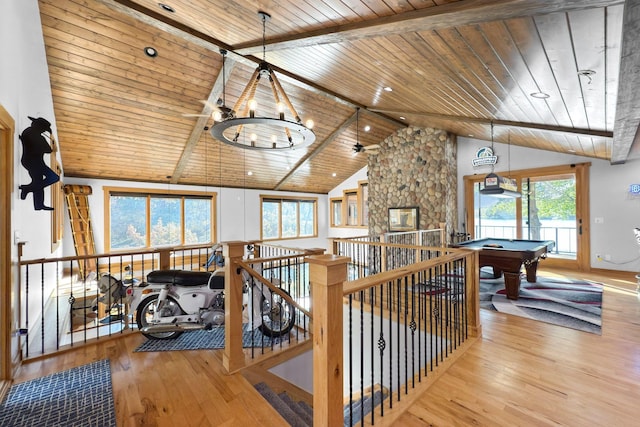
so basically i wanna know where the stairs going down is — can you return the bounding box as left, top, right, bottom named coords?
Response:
left=254, top=382, right=312, bottom=427
left=254, top=382, right=389, bottom=426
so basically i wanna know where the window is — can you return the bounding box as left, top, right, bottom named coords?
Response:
left=359, top=181, right=369, bottom=226
left=105, top=187, right=215, bottom=251
left=330, top=181, right=369, bottom=228
left=345, top=190, right=358, bottom=226
left=261, top=196, right=318, bottom=240
left=330, top=198, right=342, bottom=226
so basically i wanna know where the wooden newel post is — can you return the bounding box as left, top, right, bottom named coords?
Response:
left=159, top=248, right=171, bottom=270
left=223, top=241, right=247, bottom=373
left=465, top=250, right=482, bottom=337
left=308, top=254, right=349, bottom=427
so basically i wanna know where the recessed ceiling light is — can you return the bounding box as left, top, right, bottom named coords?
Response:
left=468, top=134, right=474, bottom=137
left=530, top=91, right=550, bottom=99
left=383, top=87, right=393, bottom=92
left=332, top=172, right=337, bottom=177
left=247, top=171, right=253, bottom=176
left=144, top=46, right=158, bottom=57
left=364, top=125, right=371, bottom=132
left=399, top=116, right=406, bottom=120
left=158, top=3, right=175, bottom=13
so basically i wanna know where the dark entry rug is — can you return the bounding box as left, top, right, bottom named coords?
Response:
left=0, top=359, right=115, bottom=427
left=480, top=271, right=603, bottom=334
left=134, top=326, right=277, bottom=352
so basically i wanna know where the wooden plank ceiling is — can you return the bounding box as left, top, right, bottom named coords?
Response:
left=38, top=0, right=640, bottom=194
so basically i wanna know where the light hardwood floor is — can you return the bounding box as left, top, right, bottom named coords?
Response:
left=12, top=268, right=640, bottom=426
left=393, top=268, right=640, bottom=426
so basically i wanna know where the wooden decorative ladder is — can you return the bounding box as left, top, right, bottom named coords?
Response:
left=63, top=184, right=97, bottom=277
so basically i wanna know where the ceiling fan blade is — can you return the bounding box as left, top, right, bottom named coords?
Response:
left=365, top=144, right=380, bottom=150
left=200, top=99, right=221, bottom=110
left=182, top=113, right=211, bottom=118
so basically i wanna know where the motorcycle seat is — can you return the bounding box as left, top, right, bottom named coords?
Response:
left=147, top=270, right=212, bottom=287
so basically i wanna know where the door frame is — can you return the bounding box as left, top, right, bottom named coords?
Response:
left=463, top=162, right=591, bottom=271
left=0, top=104, right=15, bottom=397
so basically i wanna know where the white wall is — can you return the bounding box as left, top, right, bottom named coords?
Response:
left=0, top=0, right=62, bottom=364
left=62, top=177, right=329, bottom=256
left=456, top=136, right=640, bottom=272
left=1, top=0, right=61, bottom=261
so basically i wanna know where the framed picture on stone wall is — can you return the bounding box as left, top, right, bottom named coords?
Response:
left=388, top=207, right=419, bottom=232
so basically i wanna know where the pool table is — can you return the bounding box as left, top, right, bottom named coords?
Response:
left=452, top=238, right=555, bottom=300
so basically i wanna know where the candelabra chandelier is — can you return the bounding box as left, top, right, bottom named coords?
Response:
left=210, top=11, right=315, bottom=150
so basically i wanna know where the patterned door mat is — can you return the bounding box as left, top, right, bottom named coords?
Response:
left=0, top=359, right=115, bottom=427
left=134, top=326, right=279, bottom=352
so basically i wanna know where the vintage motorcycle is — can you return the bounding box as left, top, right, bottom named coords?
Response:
left=130, top=268, right=296, bottom=340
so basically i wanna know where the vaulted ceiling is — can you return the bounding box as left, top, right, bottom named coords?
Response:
left=38, top=0, right=640, bottom=194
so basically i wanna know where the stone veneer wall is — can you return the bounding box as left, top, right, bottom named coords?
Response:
left=368, top=126, right=457, bottom=240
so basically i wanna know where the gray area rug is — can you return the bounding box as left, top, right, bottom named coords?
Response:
left=479, top=270, right=603, bottom=334
left=0, top=359, right=115, bottom=427
left=134, top=326, right=278, bottom=352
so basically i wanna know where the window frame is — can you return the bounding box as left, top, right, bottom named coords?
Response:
left=330, top=180, right=369, bottom=228
left=330, top=197, right=343, bottom=226
left=104, top=186, right=217, bottom=252
left=260, top=195, right=318, bottom=241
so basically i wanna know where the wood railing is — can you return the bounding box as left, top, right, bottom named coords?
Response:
left=310, top=238, right=481, bottom=426
left=16, top=242, right=320, bottom=359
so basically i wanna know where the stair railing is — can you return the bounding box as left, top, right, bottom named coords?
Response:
left=309, top=243, right=481, bottom=426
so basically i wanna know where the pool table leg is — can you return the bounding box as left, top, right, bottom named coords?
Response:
left=524, top=260, right=539, bottom=283
left=503, top=271, right=521, bottom=300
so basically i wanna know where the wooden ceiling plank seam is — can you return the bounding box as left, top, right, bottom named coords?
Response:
left=424, top=27, right=518, bottom=120
left=40, top=22, right=217, bottom=88
left=455, top=23, right=535, bottom=123
left=505, top=17, right=572, bottom=127
left=479, top=19, right=556, bottom=125
left=49, top=77, right=201, bottom=119
left=533, top=12, right=589, bottom=129
left=567, top=8, right=608, bottom=131
left=394, top=31, right=496, bottom=118
left=234, top=0, right=624, bottom=54
left=52, top=95, right=199, bottom=131
left=40, top=1, right=218, bottom=76
left=46, top=61, right=210, bottom=112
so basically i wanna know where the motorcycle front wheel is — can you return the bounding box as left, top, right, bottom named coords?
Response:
left=136, top=294, right=184, bottom=339
left=258, top=290, right=295, bottom=338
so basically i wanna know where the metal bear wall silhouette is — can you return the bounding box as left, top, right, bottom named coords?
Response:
left=19, top=116, right=60, bottom=210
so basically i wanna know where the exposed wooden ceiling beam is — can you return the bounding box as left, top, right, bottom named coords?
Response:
left=274, top=113, right=357, bottom=190
left=170, top=57, right=237, bottom=184
left=611, top=0, right=640, bottom=164
left=371, top=109, right=614, bottom=138
left=100, top=0, right=402, bottom=123
left=235, top=0, right=624, bottom=54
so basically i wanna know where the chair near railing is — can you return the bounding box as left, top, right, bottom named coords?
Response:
left=309, top=243, right=481, bottom=426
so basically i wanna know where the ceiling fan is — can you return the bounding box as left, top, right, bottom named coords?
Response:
left=353, top=142, right=380, bottom=154
left=182, top=99, right=233, bottom=120
left=352, top=107, right=380, bottom=155
left=182, top=49, right=233, bottom=121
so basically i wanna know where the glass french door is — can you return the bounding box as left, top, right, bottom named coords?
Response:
left=467, top=163, right=590, bottom=270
